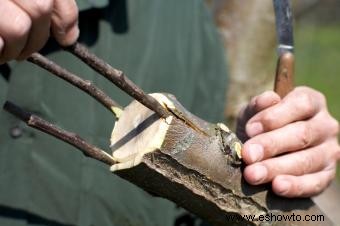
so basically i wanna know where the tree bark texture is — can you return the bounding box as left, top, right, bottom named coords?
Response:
left=110, top=94, right=332, bottom=226
left=4, top=94, right=333, bottom=225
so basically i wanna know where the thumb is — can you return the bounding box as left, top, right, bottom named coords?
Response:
left=51, top=0, right=79, bottom=46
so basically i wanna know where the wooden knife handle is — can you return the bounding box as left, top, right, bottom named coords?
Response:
left=274, top=52, right=294, bottom=98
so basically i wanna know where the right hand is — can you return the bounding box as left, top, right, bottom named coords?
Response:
left=0, top=0, right=79, bottom=64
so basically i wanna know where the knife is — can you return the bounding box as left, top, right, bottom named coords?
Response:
left=273, top=0, right=295, bottom=98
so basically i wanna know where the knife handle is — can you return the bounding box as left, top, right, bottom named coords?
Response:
left=274, top=52, right=294, bottom=98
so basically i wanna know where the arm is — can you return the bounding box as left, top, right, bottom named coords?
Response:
left=0, top=0, right=79, bottom=64
left=237, top=87, right=340, bottom=197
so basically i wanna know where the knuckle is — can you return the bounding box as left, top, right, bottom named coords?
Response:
left=258, top=91, right=271, bottom=102
left=260, top=90, right=280, bottom=102
left=313, top=179, right=323, bottom=195
left=293, top=181, right=304, bottom=197
left=256, top=91, right=281, bottom=111
left=316, top=91, right=327, bottom=105
left=32, top=0, right=54, bottom=17
left=297, top=122, right=312, bottom=148
left=324, top=161, right=337, bottom=171
left=263, top=136, right=278, bottom=156
left=259, top=111, right=276, bottom=129
left=335, top=148, right=340, bottom=161
left=329, top=168, right=336, bottom=180
left=294, top=86, right=314, bottom=94
left=299, top=154, right=314, bottom=175
left=59, top=8, right=78, bottom=30
left=295, top=93, right=315, bottom=115
left=11, top=14, right=31, bottom=38
left=329, top=117, right=340, bottom=136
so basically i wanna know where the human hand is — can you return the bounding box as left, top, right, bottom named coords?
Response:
left=237, top=87, right=340, bottom=198
left=0, top=0, right=79, bottom=64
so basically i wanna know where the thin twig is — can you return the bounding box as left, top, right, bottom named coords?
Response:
left=66, top=42, right=170, bottom=119
left=3, top=101, right=115, bottom=166
left=27, top=53, right=123, bottom=118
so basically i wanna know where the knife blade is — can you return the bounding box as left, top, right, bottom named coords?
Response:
left=273, top=0, right=295, bottom=98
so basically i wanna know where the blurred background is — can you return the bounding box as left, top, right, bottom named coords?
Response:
left=295, top=0, right=340, bottom=132
left=295, top=1, right=340, bottom=177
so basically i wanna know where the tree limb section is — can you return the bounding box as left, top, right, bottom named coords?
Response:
left=3, top=97, right=333, bottom=225
left=111, top=94, right=332, bottom=226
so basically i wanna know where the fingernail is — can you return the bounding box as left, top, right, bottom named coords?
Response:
left=246, top=122, right=263, bottom=137
left=247, top=144, right=263, bottom=162
left=251, top=164, right=267, bottom=184
left=276, top=179, right=291, bottom=195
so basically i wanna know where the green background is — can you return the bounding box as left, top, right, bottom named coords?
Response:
left=295, top=24, right=340, bottom=176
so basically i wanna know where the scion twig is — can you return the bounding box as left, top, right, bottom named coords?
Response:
left=66, top=42, right=170, bottom=119
left=3, top=101, right=115, bottom=166
left=27, top=53, right=123, bottom=118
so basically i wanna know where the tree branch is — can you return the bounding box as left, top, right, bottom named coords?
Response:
left=3, top=101, right=115, bottom=166
left=66, top=42, right=170, bottom=119
left=27, top=53, right=122, bottom=118
left=3, top=98, right=333, bottom=226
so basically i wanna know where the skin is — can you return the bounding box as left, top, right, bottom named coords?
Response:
left=0, top=1, right=338, bottom=198
left=237, top=87, right=340, bottom=198
left=0, top=0, right=79, bottom=64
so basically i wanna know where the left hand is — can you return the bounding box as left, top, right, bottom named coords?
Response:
left=237, top=86, right=340, bottom=198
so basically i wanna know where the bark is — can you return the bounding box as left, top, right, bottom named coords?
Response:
left=3, top=101, right=115, bottom=166
left=66, top=43, right=170, bottom=119
left=110, top=94, right=332, bottom=226
left=4, top=95, right=333, bottom=225
left=27, top=53, right=122, bottom=117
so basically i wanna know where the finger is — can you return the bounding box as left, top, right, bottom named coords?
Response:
left=0, top=36, right=4, bottom=57
left=0, top=0, right=31, bottom=63
left=51, top=0, right=79, bottom=46
left=246, top=87, right=325, bottom=137
left=272, top=166, right=336, bottom=197
left=243, top=143, right=331, bottom=185
left=237, top=91, right=280, bottom=141
left=242, top=112, right=339, bottom=164
left=12, top=0, right=54, bottom=59
left=238, top=91, right=281, bottom=124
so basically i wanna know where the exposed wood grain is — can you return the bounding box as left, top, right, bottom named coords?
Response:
left=3, top=96, right=332, bottom=225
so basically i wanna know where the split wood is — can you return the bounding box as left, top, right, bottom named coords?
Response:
left=3, top=43, right=333, bottom=225
left=3, top=94, right=333, bottom=226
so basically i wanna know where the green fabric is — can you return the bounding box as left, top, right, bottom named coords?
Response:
left=77, top=0, right=109, bottom=11
left=0, top=1, right=228, bottom=226
left=0, top=77, right=7, bottom=107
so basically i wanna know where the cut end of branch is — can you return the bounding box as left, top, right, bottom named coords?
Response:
left=3, top=101, right=32, bottom=122
left=111, top=106, right=123, bottom=119
left=110, top=93, right=173, bottom=172
left=3, top=101, right=116, bottom=166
